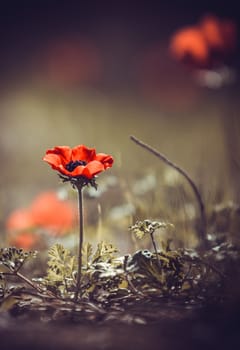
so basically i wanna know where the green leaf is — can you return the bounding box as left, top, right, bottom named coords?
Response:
left=45, top=244, right=77, bottom=295
left=92, top=242, right=118, bottom=264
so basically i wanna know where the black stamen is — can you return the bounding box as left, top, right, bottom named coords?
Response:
left=65, top=160, right=87, bottom=172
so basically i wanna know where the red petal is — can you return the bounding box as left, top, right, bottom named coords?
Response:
left=83, top=160, right=105, bottom=178
left=95, top=153, right=114, bottom=168
left=43, top=146, right=72, bottom=166
left=69, top=166, right=85, bottom=177
left=72, top=145, right=96, bottom=162
left=43, top=153, right=63, bottom=169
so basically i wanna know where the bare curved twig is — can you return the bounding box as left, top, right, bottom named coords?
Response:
left=130, top=135, right=207, bottom=247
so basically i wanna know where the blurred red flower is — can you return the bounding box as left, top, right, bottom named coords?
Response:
left=6, top=191, right=77, bottom=245
left=169, top=15, right=237, bottom=69
left=6, top=209, right=40, bottom=249
left=8, top=231, right=39, bottom=250
left=169, top=27, right=208, bottom=67
left=200, top=15, right=236, bottom=53
left=43, top=145, right=114, bottom=179
left=30, top=191, right=76, bottom=236
left=6, top=208, right=35, bottom=232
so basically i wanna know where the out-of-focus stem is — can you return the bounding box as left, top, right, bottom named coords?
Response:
left=130, top=135, right=207, bottom=248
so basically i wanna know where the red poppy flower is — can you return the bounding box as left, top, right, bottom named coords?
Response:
left=43, top=145, right=114, bottom=179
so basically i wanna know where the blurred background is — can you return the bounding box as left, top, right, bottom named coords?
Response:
left=0, top=0, right=240, bottom=252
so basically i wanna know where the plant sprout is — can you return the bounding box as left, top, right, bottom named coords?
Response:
left=129, top=219, right=174, bottom=268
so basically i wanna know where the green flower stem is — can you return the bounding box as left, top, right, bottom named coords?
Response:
left=150, top=231, right=161, bottom=269
left=74, top=184, right=84, bottom=302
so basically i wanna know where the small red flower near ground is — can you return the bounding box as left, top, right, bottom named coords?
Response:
left=9, top=231, right=39, bottom=250
left=6, top=191, right=77, bottom=244
left=30, top=191, right=76, bottom=236
left=6, top=209, right=35, bottom=232
left=43, top=145, right=114, bottom=183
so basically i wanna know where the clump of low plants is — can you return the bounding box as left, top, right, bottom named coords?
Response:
left=0, top=140, right=240, bottom=325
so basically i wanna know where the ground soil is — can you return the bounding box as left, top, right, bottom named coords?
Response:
left=1, top=299, right=240, bottom=350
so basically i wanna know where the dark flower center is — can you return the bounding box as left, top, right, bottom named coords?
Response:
left=65, top=160, right=87, bottom=172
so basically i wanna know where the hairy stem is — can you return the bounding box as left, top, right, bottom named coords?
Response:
left=15, top=271, right=42, bottom=292
left=4, top=270, right=56, bottom=297
left=74, top=185, right=84, bottom=302
left=130, top=135, right=207, bottom=247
